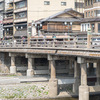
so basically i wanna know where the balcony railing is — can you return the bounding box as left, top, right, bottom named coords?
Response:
left=14, top=17, right=27, bottom=23
left=7, top=6, right=13, bottom=10
left=14, top=0, right=25, bottom=3
left=84, top=5, right=93, bottom=9
left=15, top=5, right=27, bottom=10
left=3, top=17, right=13, bottom=24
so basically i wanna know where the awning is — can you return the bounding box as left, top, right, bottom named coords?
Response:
left=4, top=25, right=13, bottom=28
left=14, top=30, right=27, bottom=37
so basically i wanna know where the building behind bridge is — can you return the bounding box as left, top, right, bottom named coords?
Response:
left=81, top=0, right=100, bottom=34
left=0, top=0, right=84, bottom=39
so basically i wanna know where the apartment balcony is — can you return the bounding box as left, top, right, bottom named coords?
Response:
left=14, top=7, right=27, bottom=13
left=14, top=0, right=25, bottom=3
left=7, top=6, right=13, bottom=11
left=14, top=17, right=27, bottom=23
left=84, top=5, right=93, bottom=9
left=14, top=30, right=27, bottom=37
left=3, top=17, right=13, bottom=24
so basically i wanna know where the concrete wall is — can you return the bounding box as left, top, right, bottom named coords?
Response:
left=28, top=0, right=75, bottom=23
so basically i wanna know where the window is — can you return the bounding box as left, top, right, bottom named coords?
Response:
left=85, top=0, right=87, bottom=6
left=98, top=24, right=100, bottom=33
left=15, top=12, right=27, bottom=19
left=0, top=3, right=3, bottom=8
left=91, top=24, right=95, bottom=32
left=94, top=10, right=100, bottom=17
left=88, top=24, right=90, bottom=28
left=97, top=10, right=100, bottom=17
left=82, top=24, right=84, bottom=31
left=94, top=10, right=97, bottom=17
left=91, top=11, right=93, bottom=16
left=44, top=1, right=50, bottom=5
left=75, top=2, right=84, bottom=8
left=88, top=12, right=90, bottom=17
left=81, top=23, right=90, bottom=32
left=16, top=1, right=27, bottom=9
left=91, top=0, right=93, bottom=5
left=61, top=2, right=66, bottom=6
left=95, top=0, right=100, bottom=2
left=88, top=0, right=90, bottom=5
left=86, top=12, right=87, bottom=17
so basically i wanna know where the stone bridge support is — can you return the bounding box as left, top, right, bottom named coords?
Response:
left=25, top=54, right=35, bottom=77
left=96, top=61, right=100, bottom=85
left=48, top=55, right=58, bottom=97
left=9, top=53, right=16, bottom=74
left=25, top=54, right=47, bottom=77
left=78, top=57, right=89, bottom=100
left=73, top=59, right=80, bottom=94
left=27, top=57, right=34, bottom=77
left=69, top=60, right=73, bottom=76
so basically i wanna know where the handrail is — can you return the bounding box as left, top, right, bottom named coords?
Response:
left=0, top=35, right=100, bottom=49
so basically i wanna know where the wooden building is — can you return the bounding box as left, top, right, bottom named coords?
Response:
left=37, top=8, right=84, bottom=36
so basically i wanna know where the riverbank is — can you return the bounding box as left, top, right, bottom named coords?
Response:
left=0, top=75, right=75, bottom=100
left=0, top=82, right=49, bottom=99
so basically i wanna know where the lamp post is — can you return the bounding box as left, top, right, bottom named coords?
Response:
left=35, top=23, right=42, bottom=37
left=7, top=28, right=9, bottom=36
left=31, top=21, right=35, bottom=36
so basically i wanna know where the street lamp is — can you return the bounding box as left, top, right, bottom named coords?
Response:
left=7, top=28, right=9, bottom=36
left=35, top=23, right=42, bottom=36
left=21, top=26, right=23, bottom=30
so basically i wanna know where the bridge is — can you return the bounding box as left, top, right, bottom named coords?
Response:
left=0, top=34, right=100, bottom=100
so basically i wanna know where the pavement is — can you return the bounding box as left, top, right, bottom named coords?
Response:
left=0, top=76, right=49, bottom=85
left=0, top=76, right=75, bottom=85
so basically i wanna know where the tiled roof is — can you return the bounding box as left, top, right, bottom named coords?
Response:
left=47, top=17, right=81, bottom=22
left=38, top=8, right=83, bottom=23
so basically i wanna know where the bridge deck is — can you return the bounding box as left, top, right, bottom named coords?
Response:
left=0, top=35, right=100, bottom=58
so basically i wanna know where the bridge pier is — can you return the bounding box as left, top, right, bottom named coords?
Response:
left=78, top=57, right=89, bottom=100
left=10, top=55, right=16, bottom=74
left=96, top=61, right=100, bottom=85
left=69, top=60, right=73, bottom=76
left=48, top=55, right=58, bottom=97
left=27, top=57, right=34, bottom=77
left=73, top=60, right=80, bottom=94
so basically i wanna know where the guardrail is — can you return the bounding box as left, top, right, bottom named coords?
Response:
left=0, top=35, right=100, bottom=49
